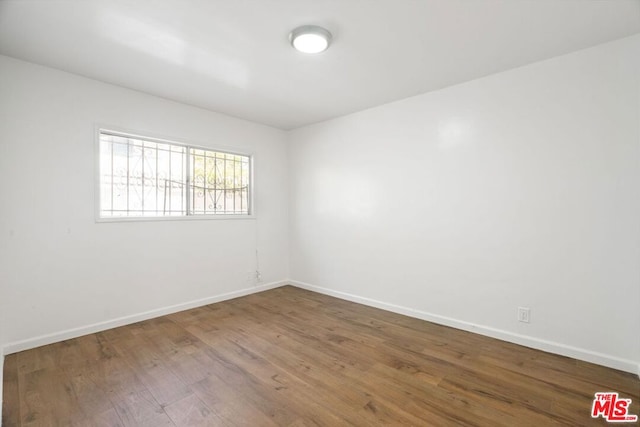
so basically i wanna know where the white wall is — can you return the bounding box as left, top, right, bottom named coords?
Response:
left=0, top=33, right=638, bottom=383
left=0, top=55, right=289, bottom=353
left=289, top=35, right=640, bottom=373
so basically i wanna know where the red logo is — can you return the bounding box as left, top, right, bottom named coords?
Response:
left=591, top=392, right=638, bottom=422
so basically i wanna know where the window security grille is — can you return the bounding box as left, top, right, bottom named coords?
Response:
left=98, top=131, right=251, bottom=218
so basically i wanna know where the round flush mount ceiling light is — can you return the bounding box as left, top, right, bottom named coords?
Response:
left=289, top=25, right=332, bottom=54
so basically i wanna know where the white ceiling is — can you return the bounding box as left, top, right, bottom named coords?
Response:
left=1, top=1, right=639, bottom=130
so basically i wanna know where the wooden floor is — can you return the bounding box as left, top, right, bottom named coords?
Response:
left=2, top=286, right=639, bottom=426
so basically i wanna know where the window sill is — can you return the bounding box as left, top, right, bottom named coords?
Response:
left=95, top=215, right=256, bottom=223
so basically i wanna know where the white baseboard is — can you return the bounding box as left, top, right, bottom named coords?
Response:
left=2, top=281, right=286, bottom=356
left=3, top=279, right=637, bottom=378
left=289, top=280, right=639, bottom=376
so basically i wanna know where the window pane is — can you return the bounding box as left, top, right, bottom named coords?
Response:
left=99, top=131, right=249, bottom=218
left=189, top=148, right=250, bottom=215
left=99, top=133, right=187, bottom=217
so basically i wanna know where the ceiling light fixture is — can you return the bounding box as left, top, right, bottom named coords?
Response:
left=289, top=25, right=332, bottom=54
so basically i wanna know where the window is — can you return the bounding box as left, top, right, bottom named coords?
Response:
left=98, top=130, right=251, bottom=219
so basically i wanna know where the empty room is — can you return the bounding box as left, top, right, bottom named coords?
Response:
left=1, top=0, right=639, bottom=425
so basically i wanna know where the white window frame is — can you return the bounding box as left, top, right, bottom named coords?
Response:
left=94, top=126, right=255, bottom=222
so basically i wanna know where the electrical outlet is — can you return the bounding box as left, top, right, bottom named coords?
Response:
left=517, top=307, right=531, bottom=323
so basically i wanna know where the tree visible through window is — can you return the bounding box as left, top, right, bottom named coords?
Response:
left=98, top=131, right=251, bottom=218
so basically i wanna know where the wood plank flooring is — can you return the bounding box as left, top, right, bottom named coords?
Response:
left=2, top=285, right=639, bottom=426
